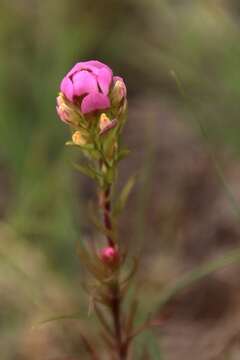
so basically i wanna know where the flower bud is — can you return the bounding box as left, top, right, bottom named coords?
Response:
left=99, top=113, right=117, bottom=135
left=72, top=130, right=87, bottom=146
left=111, top=77, right=127, bottom=106
left=57, top=61, right=128, bottom=152
left=57, top=61, right=127, bottom=122
left=56, top=93, right=80, bottom=126
left=99, top=113, right=112, bottom=132
left=99, top=246, right=120, bottom=267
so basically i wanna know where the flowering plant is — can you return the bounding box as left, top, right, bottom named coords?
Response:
left=56, top=60, right=144, bottom=360
left=56, top=59, right=240, bottom=360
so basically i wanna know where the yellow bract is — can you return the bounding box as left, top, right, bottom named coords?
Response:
left=72, top=131, right=86, bottom=146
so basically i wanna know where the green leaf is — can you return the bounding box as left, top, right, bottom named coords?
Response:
left=146, top=331, right=163, bottom=360
left=65, top=141, right=94, bottom=151
left=113, top=175, right=136, bottom=216
left=117, top=148, right=131, bottom=161
left=133, top=329, right=163, bottom=360
left=116, top=148, right=131, bottom=162
left=65, top=140, right=75, bottom=146
left=102, top=121, right=120, bottom=156
left=120, top=257, right=139, bottom=296
left=72, top=162, right=102, bottom=181
left=103, top=166, right=115, bottom=185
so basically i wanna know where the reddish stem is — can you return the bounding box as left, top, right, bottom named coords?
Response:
left=100, top=186, right=127, bottom=359
left=102, top=187, right=115, bottom=247
left=111, top=284, right=127, bottom=360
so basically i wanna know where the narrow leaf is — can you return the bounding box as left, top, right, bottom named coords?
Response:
left=116, top=148, right=131, bottom=162
left=157, top=247, right=240, bottom=312
left=113, top=175, right=136, bottom=216
left=95, top=305, right=114, bottom=336
left=125, top=298, right=139, bottom=337
left=120, top=257, right=138, bottom=288
left=79, top=332, right=101, bottom=360
left=72, top=162, right=100, bottom=180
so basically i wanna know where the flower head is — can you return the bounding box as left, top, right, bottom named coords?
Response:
left=57, top=60, right=127, bottom=162
left=57, top=60, right=126, bottom=117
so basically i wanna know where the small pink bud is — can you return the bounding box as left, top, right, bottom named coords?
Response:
left=99, top=113, right=117, bottom=135
left=100, top=246, right=119, bottom=266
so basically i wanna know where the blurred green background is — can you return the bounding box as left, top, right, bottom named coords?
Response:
left=2, top=0, right=240, bottom=359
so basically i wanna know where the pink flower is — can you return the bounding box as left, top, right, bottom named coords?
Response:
left=100, top=246, right=120, bottom=266
left=58, top=60, right=126, bottom=116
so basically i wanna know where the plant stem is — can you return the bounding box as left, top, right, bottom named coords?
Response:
left=101, top=186, right=115, bottom=247
left=100, top=185, right=127, bottom=359
left=111, top=282, right=127, bottom=360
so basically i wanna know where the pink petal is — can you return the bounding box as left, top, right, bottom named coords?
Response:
left=72, top=70, right=98, bottom=96
left=83, top=60, right=108, bottom=69
left=97, top=67, right=113, bottom=95
left=66, top=63, right=82, bottom=77
left=81, top=93, right=110, bottom=114
left=80, top=61, right=111, bottom=73
left=67, top=60, right=112, bottom=77
left=60, top=77, right=74, bottom=101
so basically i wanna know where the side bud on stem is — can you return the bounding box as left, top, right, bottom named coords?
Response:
left=99, top=246, right=120, bottom=267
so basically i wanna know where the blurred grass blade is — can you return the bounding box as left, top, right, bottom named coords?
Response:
left=37, top=312, right=82, bottom=327
left=132, top=329, right=163, bottom=360
left=157, top=247, right=240, bottom=311
left=146, top=331, right=163, bottom=360
left=172, top=70, right=240, bottom=218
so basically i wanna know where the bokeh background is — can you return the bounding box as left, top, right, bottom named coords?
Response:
left=2, top=0, right=240, bottom=359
